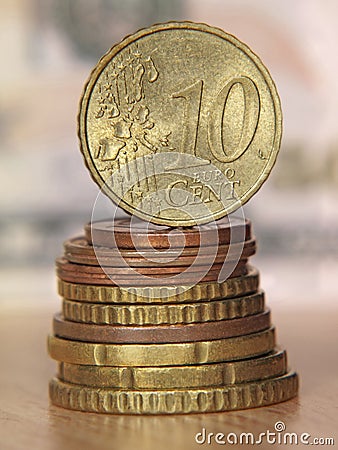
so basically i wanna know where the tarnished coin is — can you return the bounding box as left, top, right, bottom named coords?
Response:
left=62, top=290, right=265, bottom=325
left=56, top=267, right=248, bottom=286
left=64, top=236, right=256, bottom=267
left=49, top=371, right=298, bottom=414
left=47, top=327, right=275, bottom=366
left=57, top=266, right=260, bottom=303
left=56, top=256, right=247, bottom=276
left=56, top=257, right=248, bottom=286
left=52, top=309, right=270, bottom=343
left=85, top=217, right=251, bottom=248
left=58, top=349, right=287, bottom=389
left=78, top=22, right=282, bottom=226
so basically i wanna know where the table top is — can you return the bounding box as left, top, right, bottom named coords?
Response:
left=0, top=307, right=337, bottom=450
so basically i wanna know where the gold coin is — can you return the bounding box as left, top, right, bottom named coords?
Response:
left=57, top=266, right=259, bottom=304
left=58, top=349, right=286, bottom=389
left=47, top=327, right=275, bottom=367
left=78, top=22, right=282, bottom=226
left=62, top=290, right=265, bottom=325
left=49, top=371, right=298, bottom=414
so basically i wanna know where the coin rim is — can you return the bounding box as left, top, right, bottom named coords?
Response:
left=64, top=238, right=256, bottom=267
left=57, top=349, right=287, bottom=388
left=49, top=371, right=298, bottom=414
left=78, top=21, right=282, bottom=227
left=84, top=217, right=252, bottom=248
left=47, top=327, right=275, bottom=366
left=52, top=309, right=270, bottom=343
left=57, top=265, right=260, bottom=303
left=61, top=290, right=265, bottom=325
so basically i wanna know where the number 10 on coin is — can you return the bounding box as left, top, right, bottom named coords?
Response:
left=79, top=22, right=282, bottom=226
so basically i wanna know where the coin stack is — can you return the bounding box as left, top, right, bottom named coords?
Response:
left=48, top=21, right=299, bottom=414
left=48, top=217, right=298, bottom=414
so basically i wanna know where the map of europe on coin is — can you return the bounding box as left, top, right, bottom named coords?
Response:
left=78, top=22, right=282, bottom=226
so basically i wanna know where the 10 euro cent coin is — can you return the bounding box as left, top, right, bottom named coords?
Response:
left=78, top=22, right=282, bottom=226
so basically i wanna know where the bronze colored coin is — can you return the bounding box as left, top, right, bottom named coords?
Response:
left=49, top=372, right=298, bottom=414
left=64, top=236, right=256, bottom=267
left=85, top=217, right=251, bottom=249
left=58, top=349, right=287, bottom=389
left=53, top=309, right=270, bottom=343
left=57, top=266, right=259, bottom=303
left=62, top=291, right=265, bottom=325
left=78, top=22, right=282, bottom=227
left=47, top=327, right=275, bottom=366
left=56, top=256, right=247, bottom=276
left=56, top=270, right=248, bottom=286
left=56, top=262, right=248, bottom=286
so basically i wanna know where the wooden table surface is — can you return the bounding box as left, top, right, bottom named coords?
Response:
left=0, top=307, right=337, bottom=450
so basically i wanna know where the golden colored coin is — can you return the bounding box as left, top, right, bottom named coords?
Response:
left=58, top=349, right=287, bottom=389
left=49, top=371, right=298, bottom=414
left=47, top=327, right=275, bottom=367
left=78, top=22, right=282, bottom=226
left=57, top=266, right=259, bottom=304
left=62, top=291, right=265, bottom=325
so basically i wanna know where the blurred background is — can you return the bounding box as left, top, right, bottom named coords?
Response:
left=0, top=0, right=337, bottom=312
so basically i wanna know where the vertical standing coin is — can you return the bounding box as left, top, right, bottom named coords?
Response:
left=78, top=22, right=282, bottom=226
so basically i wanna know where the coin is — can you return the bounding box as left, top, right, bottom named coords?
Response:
left=85, top=217, right=251, bottom=248
left=57, top=266, right=260, bottom=303
left=78, top=22, right=282, bottom=227
left=53, top=310, right=270, bottom=343
left=56, top=256, right=247, bottom=276
left=58, top=349, right=287, bottom=389
left=62, top=290, right=265, bottom=325
left=49, top=371, right=298, bottom=414
left=56, top=258, right=248, bottom=286
left=55, top=258, right=248, bottom=286
left=64, top=236, right=256, bottom=267
left=47, top=327, right=275, bottom=366
left=56, top=268, right=248, bottom=286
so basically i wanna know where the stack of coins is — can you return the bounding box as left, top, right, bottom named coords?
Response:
left=48, top=21, right=299, bottom=414
left=48, top=217, right=298, bottom=414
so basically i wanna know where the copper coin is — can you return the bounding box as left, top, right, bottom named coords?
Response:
left=53, top=310, right=270, bottom=344
left=56, top=256, right=248, bottom=286
left=56, top=257, right=248, bottom=276
left=57, top=266, right=260, bottom=304
left=56, top=263, right=248, bottom=286
left=64, top=237, right=256, bottom=267
left=85, top=217, right=251, bottom=249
